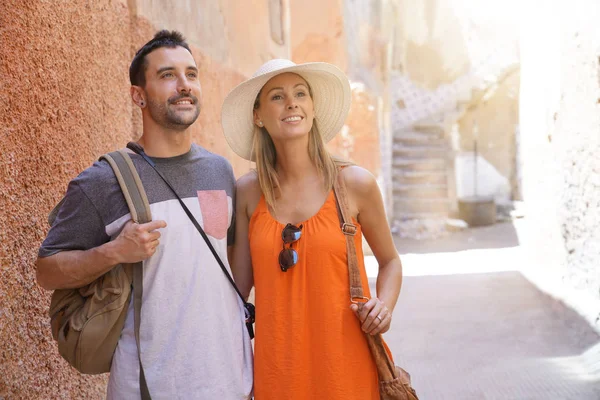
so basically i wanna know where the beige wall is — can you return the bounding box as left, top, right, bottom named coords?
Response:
left=458, top=69, right=521, bottom=199
left=519, top=0, right=600, bottom=330
left=394, top=0, right=471, bottom=88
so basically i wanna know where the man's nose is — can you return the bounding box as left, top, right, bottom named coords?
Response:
left=177, top=76, right=193, bottom=94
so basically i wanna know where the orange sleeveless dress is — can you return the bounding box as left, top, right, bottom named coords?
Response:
left=249, top=191, right=380, bottom=399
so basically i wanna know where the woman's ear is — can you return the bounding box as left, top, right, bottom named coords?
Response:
left=253, top=110, right=263, bottom=127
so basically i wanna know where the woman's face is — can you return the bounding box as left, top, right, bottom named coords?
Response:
left=254, top=72, right=315, bottom=141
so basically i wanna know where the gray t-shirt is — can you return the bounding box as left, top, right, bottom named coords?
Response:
left=40, top=144, right=253, bottom=399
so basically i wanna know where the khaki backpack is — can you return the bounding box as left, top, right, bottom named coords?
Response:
left=47, top=149, right=152, bottom=397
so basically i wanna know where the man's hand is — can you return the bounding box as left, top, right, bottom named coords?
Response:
left=36, top=219, right=168, bottom=290
left=112, top=220, right=167, bottom=264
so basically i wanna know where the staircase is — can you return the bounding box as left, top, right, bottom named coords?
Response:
left=392, top=121, right=451, bottom=221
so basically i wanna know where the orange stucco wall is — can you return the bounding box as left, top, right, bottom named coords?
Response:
left=1, top=0, right=134, bottom=397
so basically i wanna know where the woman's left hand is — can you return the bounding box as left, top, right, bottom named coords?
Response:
left=350, top=297, right=392, bottom=335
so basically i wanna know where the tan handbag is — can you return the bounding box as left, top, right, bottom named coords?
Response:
left=48, top=150, right=152, bottom=399
left=332, top=171, right=419, bottom=400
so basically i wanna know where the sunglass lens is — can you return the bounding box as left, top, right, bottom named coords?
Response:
left=282, top=224, right=302, bottom=243
left=279, top=248, right=298, bottom=272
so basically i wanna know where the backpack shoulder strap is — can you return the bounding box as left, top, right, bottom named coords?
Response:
left=100, top=150, right=152, bottom=224
left=99, top=149, right=152, bottom=400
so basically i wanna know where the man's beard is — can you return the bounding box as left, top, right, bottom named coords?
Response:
left=147, top=94, right=201, bottom=130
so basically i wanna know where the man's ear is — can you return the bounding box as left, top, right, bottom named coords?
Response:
left=131, top=86, right=146, bottom=108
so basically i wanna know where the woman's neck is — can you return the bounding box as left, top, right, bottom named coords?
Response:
left=274, top=142, right=319, bottom=185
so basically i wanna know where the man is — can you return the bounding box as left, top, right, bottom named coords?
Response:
left=36, top=30, right=253, bottom=399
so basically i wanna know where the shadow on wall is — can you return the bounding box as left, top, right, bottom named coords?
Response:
left=394, top=221, right=520, bottom=254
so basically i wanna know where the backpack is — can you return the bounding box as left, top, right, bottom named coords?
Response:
left=47, top=149, right=150, bottom=385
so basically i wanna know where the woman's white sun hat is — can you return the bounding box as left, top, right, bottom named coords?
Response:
left=221, top=59, right=352, bottom=160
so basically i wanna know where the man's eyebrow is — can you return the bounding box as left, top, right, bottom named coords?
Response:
left=266, top=83, right=308, bottom=94
left=156, top=66, right=175, bottom=75
left=156, top=66, right=198, bottom=75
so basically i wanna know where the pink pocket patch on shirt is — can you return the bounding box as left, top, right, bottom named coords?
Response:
left=197, top=190, right=228, bottom=240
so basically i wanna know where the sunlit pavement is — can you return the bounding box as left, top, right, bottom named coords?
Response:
left=365, top=220, right=600, bottom=399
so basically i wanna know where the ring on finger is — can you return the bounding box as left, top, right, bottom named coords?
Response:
left=376, top=315, right=383, bottom=322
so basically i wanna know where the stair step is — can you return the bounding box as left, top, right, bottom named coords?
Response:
left=394, top=212, right=450, bottom=221
left=394, top=131, right=446, bottom=147
left=392, top=144, right=449, bottom=159
left=394, top=198, right=451, bottom=215
left=413, top=124, right=445, bottom=136
left=392, top=170, right=447, bottom=185
left=392, top=158, right=446, bottom=172
left=393, top=183, right=448, bottom=199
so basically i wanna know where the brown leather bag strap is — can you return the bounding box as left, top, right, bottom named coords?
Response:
left=102, top=150, right=152, bottom=400
left=332, top=169, right=399, bottom=382
left=332, top=171, right=364, bottom=301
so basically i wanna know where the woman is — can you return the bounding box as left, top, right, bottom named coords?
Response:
left=222, top=59, right=403, bottom=399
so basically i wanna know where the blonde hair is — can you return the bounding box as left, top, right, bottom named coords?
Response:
left=251, top=120, right=351, bottom=209
left=252, top=76, right=352, bottom=209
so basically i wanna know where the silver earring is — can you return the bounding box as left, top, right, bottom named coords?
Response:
left=140, top=101, right=145, bottom=106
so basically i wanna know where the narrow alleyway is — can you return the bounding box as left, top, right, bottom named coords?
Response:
left=368, top=220, right=600, bottom=399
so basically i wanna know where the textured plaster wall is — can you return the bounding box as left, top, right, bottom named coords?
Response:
left=290, top=0, right=347, bottom=70
left=520, top=0, right=600, bottom=329
left=1, top=0, right=133, bottom=398
left=0, top=1, right=284, bottom=398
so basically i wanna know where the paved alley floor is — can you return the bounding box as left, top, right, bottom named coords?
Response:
left=366, top=221, right=600, bottom=400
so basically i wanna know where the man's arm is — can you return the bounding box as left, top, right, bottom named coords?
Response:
left=36, top=220, right=167, bottom=290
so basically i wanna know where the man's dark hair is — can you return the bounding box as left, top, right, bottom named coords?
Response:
left=129, top=30, right=192, bottom=87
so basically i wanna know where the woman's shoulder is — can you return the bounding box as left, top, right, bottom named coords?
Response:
left=339, top=165, right=378, bottom=195
left=237, top=170, right=260, bottom=191
left=236, top=170, right=262, bottom=203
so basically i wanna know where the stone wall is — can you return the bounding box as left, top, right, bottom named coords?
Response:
left=519, top=0, right=600, bottom=330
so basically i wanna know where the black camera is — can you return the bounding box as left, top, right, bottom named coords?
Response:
left=244, top=302, right=256, bottom=339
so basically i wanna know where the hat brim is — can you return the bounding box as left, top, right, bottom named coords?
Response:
left=221, top=62, right=351, bottom=160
